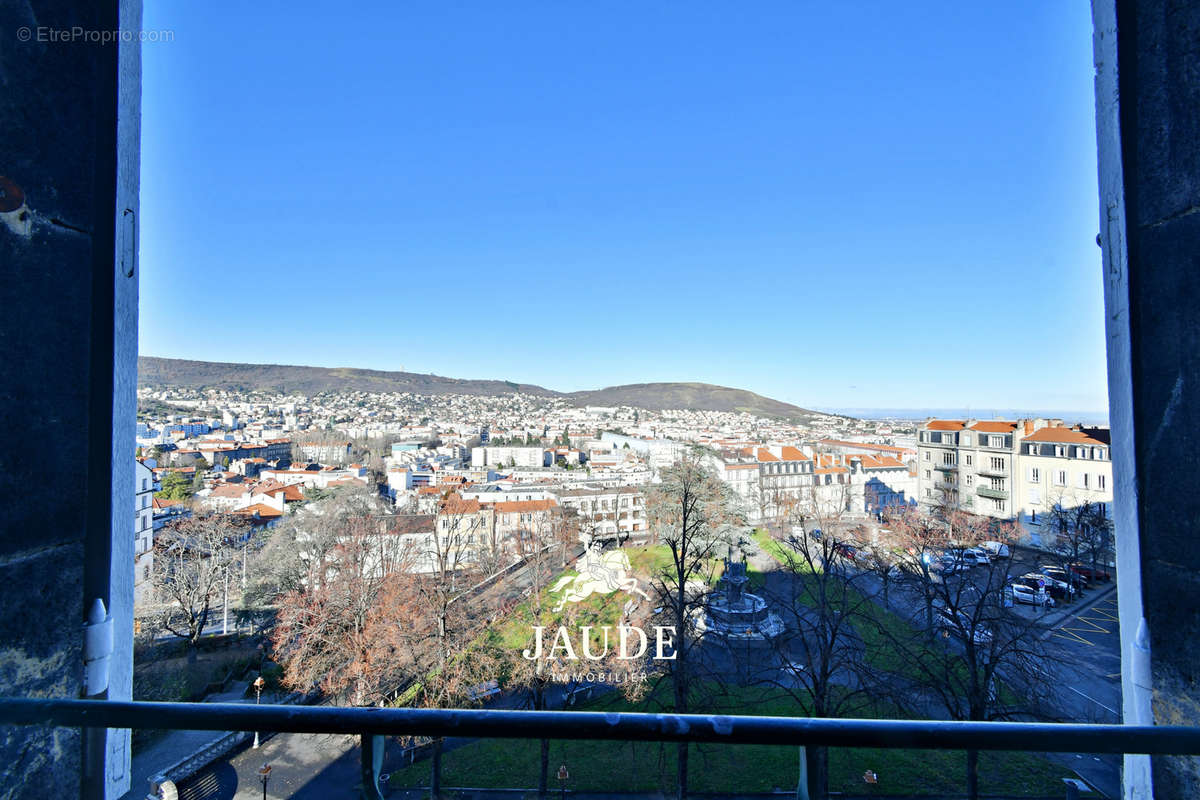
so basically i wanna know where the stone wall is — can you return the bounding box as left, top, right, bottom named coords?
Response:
left=0, top=0, right=139, bottom=796
left=1116, top=0, right=1200, bottom=795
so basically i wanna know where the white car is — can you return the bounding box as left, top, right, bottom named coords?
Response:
left=1023, top=571, right=1074, bottom=600
left=935, top=609, right=994, bottom=644
left=1008, top=582, right=1049, bottom=606
left=944, top=548, right=988, bottom=567
left=939, top=550, right=980, bottom=571
left=980, top=541, right=1011, bottom=560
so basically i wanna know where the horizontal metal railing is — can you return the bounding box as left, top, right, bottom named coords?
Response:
left=3, top=698, right=1200, bottom=755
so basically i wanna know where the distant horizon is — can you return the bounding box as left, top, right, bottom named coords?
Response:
left=819, top=406, right=1111, bottom=426
left=138, top=354, right=1110, bottom=423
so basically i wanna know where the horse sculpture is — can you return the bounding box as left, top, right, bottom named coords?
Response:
left=550, top=536, right=650, bottom=613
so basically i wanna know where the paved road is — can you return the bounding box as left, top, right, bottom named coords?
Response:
left=1038, top=593, right=1121, bottom=799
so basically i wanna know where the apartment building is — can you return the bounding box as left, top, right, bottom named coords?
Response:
left=298, top=440, right=352, bottom=464
left=554, top=486, right=647, bottom=541
left=470, top=446, right=548, bottom=468
left=712, top=444, right=914, bottom=524
left=712, top=452, right=761, bottom=516
left=134, top=460, right=154, bottom=605
left=492, top=499, right=560, bottom=542
left=917, top=418, right=1113, bottom=543
left=1017, top=424, right=1113, bottom=545
left=917, top=420, right=1018, bottom=518
left=848, top=454, right=916, bottom=516
left=752, top=446, right=815, bottom=521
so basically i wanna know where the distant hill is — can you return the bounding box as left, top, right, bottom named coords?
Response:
left=567, top=382, right=818, bottom=420
left=137, top=357, right=824, bottom=421
left=137, top=357, right=556, bottom=398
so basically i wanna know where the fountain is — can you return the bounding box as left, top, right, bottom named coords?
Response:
left=695, top=546, right=784, bottom=641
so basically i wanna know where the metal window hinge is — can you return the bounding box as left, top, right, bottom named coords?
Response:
left=83, top=598, right=114, bottom=697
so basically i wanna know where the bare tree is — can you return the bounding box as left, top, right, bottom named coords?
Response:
left=396, top=490, right=490, bottom=794
left=645, top=451, right=741, bottom=800
left=152, top=513, right=248, bottom=663
left=247, top=483, right=387, bottom=606
left=510, top=511, right=562, bottom=799
left=1043, top=492, right=1113, bottom=589
left=869, top=509, right=1054, bottom=800
left=271, top=515, right=416, bottom=705
left=764, top=482, right=874, bottom=800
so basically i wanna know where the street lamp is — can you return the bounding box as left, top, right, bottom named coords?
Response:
left=258, top=763, right=272, bottom=800
left=252, top=676, right=266, bottom=748
left=557, top=764, right=569, bottom=800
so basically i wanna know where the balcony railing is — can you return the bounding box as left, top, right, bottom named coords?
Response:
left=977, top=468, right=1008, bottom=478
left=977, top=486, right=1009, bottom=500
left=2, top=698, right=1199, bottom=799
left=934, top=463, right=958, bottom=472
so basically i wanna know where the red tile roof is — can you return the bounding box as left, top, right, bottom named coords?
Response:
left=817, top=438, right=909, bottom=454
left=969, top=421, right=1017, bottom=433
left=1022, top=427, right=1107, bottom=446
left=926, top=420, right=965, bottom=431
left=233, top=503, right=283, bottom=519
left=440, top=496, right=482, bottom=514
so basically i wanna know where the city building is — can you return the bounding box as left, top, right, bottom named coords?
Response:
left=1016, top=424, right=1113, bottom=547
left=917, top=418, right=1113, bottom=545
left=134, top=460, right=154, bottom=605
left=470, top=446, right=549, bottom=468
left=554, top=486, right=647, bottom=541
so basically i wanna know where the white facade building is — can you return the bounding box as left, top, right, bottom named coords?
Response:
left=134, top=460, right=155, bottom=605
left=916, top=418, right=1113, bottom=545
left=470, top=446, right=548, bottom=468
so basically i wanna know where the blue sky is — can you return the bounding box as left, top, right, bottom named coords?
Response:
left=139, top=1, right=1106, bottom=412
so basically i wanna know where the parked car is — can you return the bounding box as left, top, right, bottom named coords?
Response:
left=940, top=550, right=982, bottom=570
left=1008, top=582, right=1049, bottom=606
left=966, top=547, right=991, bottom=565
left=936, top=555, right=970, bottom=574
left=946, top=547, right=989, bottom=566
left=979, top=541, right=1012, bottom=561
left=1041, top=565, right=1087, bottom=592
left=832, top=541, right=858, bottom=560
left=1021, top=571, right=1073, bottom=600
left=1068, top=562, right=1112, bottom=582
left=935, top=609, right=994, bottom=644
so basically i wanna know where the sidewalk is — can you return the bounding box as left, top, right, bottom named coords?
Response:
left=1036, top=583, right=1118, bottom=636
left=119, top=681, right=282, bottom=800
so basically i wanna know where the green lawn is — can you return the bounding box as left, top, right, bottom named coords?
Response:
left=387, top=684, right=1069, bottom=796
left=390, top=537, right=1067, bottom=796
left=748, top=528, right=951, bottom=680
left=750, top=527, right=795, bottom=568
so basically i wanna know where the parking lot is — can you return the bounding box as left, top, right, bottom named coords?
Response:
left=1053, top=595, right=1120, bottom=649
